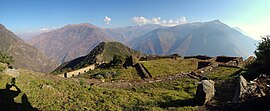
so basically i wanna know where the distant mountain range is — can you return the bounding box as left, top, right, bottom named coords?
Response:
left=0, top=24, right=57, bottom=73
left=104, top=24, right=164, bottom=44
left=131, top=20, right=257, bottom=58
left=29, top=23, right=113, bottom=63
left=28, top=20, right=257, bottom=65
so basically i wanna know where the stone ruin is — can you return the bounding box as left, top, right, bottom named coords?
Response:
left=195, top=80, right=215, bottom=105
left=243, top=56, right=256, bottom=67
left=184, top=55, right=213, bottom=60
left=233, top=75, right=270, bottom=102
left=139, top=54, right=181, bottom=61
left=198, top=61, right=212, bottom=69
left=215, top=56, right=243, bottom=67
left=194, top=56, right=247, bottom=74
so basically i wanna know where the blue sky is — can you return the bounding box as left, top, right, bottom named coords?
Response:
left=0, top=0, right=270, bottom=40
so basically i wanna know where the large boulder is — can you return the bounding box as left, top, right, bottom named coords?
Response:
left=195, top=80, right=215, bottom=105
left=233, top=75, right=268, bottom=102
left=233, top=75, right=248, bottom=102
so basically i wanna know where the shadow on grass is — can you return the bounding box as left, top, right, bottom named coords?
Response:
left=0, top=78, right=38, bottom=111
left=159, top=98, right=196, bottom=108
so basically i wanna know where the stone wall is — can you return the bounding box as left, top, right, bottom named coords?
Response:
left=184, top=55, right=213, bottom=60
left=215, top=56, right=243, bottom=67
left=59, top=64, right=95, bottom=78
left=198, top=61, right=211, bottom=69
left=139, top=54, right=181, bottom=61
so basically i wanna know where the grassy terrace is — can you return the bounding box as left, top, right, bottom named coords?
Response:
left=141, top=58, right=198, bottom=78
left=204, top=66, right=241, bottom=106
left=0, top=69, right=199, bottom=110
left=205, top=66, right=240, bottom=80
left=81, top=67, right=141, bottom=81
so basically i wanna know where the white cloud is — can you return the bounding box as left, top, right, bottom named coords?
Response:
left=131, top=16, right=149, bottom=26
left=104, top=16, right=112, bottom=25
left=162, top=20, right=167, bottom=24
left=39, top=26, right=56, bottom=32
left=180, top=17, right=186, bottom=22
left=131, top=16, right=187, bottom=26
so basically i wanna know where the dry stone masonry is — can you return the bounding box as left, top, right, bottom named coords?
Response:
left=59, top=64, right=95, bottom=78
left=195, top=80, right=215, bottom=105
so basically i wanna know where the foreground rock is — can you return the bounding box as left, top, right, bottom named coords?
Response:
left=233, top=75, right=269, bottom=102
left=195, top=80, right=215, bottom=105
left=2, top=69, right=19, bottom=77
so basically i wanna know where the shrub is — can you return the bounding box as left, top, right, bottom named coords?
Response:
left=110, top=54, right=125, bottom=66
left=103, top=72, right=112, bottom=78
left=0, top=66, right=5, bottom=72
left=0, top=53, right=14, bottom=64
left=94, top=74, right=104, bottom=79
left=255, top=35, right=270, bottom=66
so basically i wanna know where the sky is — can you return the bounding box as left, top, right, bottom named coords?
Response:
left=0, top=0, right=270, bottom=40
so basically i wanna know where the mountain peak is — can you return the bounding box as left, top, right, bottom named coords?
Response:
left=208, top=19, right=223, bottom=24
left=64, top=23, right=96, bottom=28
left=0, top=23, right=6, bottom=29
left=53, top=41, right=141, bottom=74
left=29, top=22, right=113, bottom=63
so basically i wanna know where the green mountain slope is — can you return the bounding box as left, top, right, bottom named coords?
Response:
left=0, top=24, right=57, bottom=73
left=28, top=23, right=113, bottom=63
left=53, top=41, right=141, bottom=74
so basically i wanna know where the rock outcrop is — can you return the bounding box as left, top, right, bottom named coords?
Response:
left=195, top=80, right=215, bottom=105
left=2, top=69, right=19, bottom=77
left=233, top=75, right=270, bottom=102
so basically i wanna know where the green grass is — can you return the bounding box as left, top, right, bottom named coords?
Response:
left=205, top=66, right=240, bottom=80
left=141, top=58, right=198, bottom=78
left=130, top=78, right=199, bottom=110
left=101, top=42, right=140, bottom=62
left=81, top=67, right=141, bottom=81
left=204, top=66, right=241, bottom=106
left=0, top=62, right=6, bottom=72
left=0, top=66, right=5, bottom=72
left=0, top=69, right=199, bottom=110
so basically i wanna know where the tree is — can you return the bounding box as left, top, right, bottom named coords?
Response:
left=0, top=53, right=14, bottom=64
left=255, top=35, right=270, bottom=66
left=110, top=54, right=125, bottom=66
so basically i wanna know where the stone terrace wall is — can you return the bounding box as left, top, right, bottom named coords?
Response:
left=215, top=56, right=243, bottom=67
left=139, top=54, right=181, bottom=61
left=184, top=55, right=213, bottom=60
left=59, top=64, right=95, bottom=78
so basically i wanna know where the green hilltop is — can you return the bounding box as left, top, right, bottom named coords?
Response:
left=52, top=41, right=141, bottom=74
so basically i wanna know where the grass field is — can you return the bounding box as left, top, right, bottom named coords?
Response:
left=81, top=67, right=141, bottom=81
left=141, top=58, right=198, bottom=78
left=204, top=66, right=241, bottom=106
left=80, top=58, right=199, bottom=81
left=205, top=66, right=240, bottom=80
left=0, top=69, right=199, bottom=110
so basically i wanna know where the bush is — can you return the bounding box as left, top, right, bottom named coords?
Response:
left=0, top=53, right=14, bottom=64
left=0, top=66, right=5, bottom=72
left=93, top=71, right=117, bottom=79
left=110, top=54, right=125, bottom=66
left=94, top=74, right=104, bottom=79
left=103, top=72, right=112, bottom=78
left=255, top=35, right=270, bottom=66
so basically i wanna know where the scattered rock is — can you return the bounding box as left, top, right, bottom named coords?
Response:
left=2, top=69, right=19, bottom=77
left=195, top=80, right=215, bottom=105
left=233, top=75, right=269, bottom=102
left=41, top=84, right=55, bottom=90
